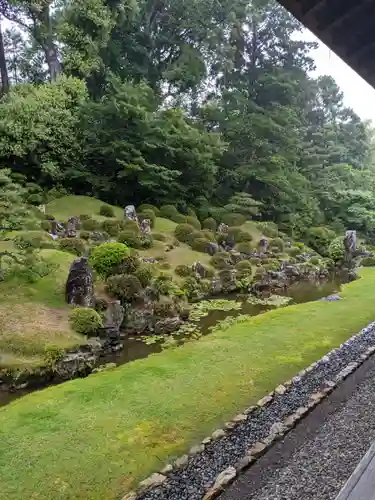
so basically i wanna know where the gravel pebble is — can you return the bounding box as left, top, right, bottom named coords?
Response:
left=137, top=322, right=375, bottom=500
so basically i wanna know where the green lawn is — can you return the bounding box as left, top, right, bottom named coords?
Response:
left=46, top=195, right=123, bottom=220
left=1, top=269, right=375, bottom=499
left=0, top=250, right=83, bottom=369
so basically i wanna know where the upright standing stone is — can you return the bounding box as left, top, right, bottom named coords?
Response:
left=218, top=223, right=229, bottom=234
left=124, top=205, right=138, bottom=223
left=344, top=230, right=357, bottom=269
left=259, top=238, right=268, bottom=253
left=140, top=219, right=151, bottom=234
left=65, top=257, right=94, bottom=307
left=103, top=300, right=124, bottom=335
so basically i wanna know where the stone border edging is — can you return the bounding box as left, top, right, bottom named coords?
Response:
left=122, top=322, right=375, bottom=500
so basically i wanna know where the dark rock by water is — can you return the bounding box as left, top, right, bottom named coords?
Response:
left=65, top=257, right=94, bottom=307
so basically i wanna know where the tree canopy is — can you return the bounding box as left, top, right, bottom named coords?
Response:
left=0, top=0, right=374, bottom=239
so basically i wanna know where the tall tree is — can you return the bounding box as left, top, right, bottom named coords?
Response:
left=0, top=16, right=9, bottom=93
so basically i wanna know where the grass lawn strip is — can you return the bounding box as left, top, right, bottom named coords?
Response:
left=1, top=269, right=375, bottom=499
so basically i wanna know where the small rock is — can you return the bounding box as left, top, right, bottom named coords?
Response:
left=244, top=406, right=256, bottom=415
left=160, top=464, right=173, bottom=475
left=122, top=492, right=137, bottom=500
left=212, top=429, right=226, bottom=440
left=257, top=394, right=273, bottom=407
left=232, top=413, right=247, bottom=423
left=139, top=473, right=166, bottom=492
left=275, top=384, right=287, bottom=395
left=189, top=444, right=205, bottom=456
left=234, top=455, right=255, bottom=472
left=225, top=422, right=236, bottom=430
left=203, top=467, right=237, bottom=500
left=270, top=421, right=287, bottom=435
left=284, top=414, right=298, bottom=428
left=248, top=441, right=267, bottom=457
left=296, top=406, right=309, bottom=417
left=310, top=391, right=325, bottom=403
left=202, top=437, right=212, bottom=445
left=174, top=454, right=189, bottom=468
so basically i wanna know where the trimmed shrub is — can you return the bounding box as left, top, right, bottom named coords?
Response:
left=69, top=307, right=102, bottom=336
left=82, top=218, right=101, bottom=231
left=208, top=207, right=226, bottom=223
left=41, top=220, right=51, bottom=232
left=58, top=238, right=86, bottom=256
left=236, top=241, right=253, bottom=254
left=14, top=232, right=48, bottom=250
left=119, top=219, right=140, bottom=233
left=114, top=254, right=140, bottom=274
left=138, top=204, right=159, bottom=216
left=269, top=237, right=284, bottom=252
left=175, top=264, right=192, bottom=277
left=44, top=213, right=55, bottom=221
left=235, top=260, right=252, bottom=271
left=160, top=204, right=178, bottom=219
left=138, top=209, right=156, bottom=228
left=153, top=297, right=177, bottom=318
left=221, top=212, right=246, bottom=227
left=258, top=221, right=278, bottom=238
left=203, top=217, right=217, bottom=232
left=361, top=256, right=375, bottom=267
left=288, top=246, right=301, bottom=257
left=153, top=232, right=167, bottom=242
left=210, top=252, right=232, bottom=270
left=175, top=223, right=195, bottom=243
left=134, top=265, right=154, bottom=287
left=305, top=226, right=336, bottom=256
left=182, top=277, right=201, bottom=300
left=89, top=242, right=130, bottom=278
left=79, top=214, right=91, bottom=221
left=106, top=274, right=143, bottom=302
left=118, top=231, right=141, bottom=248
left=102, top=219, right=121, bottom=237
left=265, top=259, right=280, bottom=271
left=171, top=213, right=187, bottom=224
left=187, top=207, right=197, bottom=218
left=152, top=273, right=175, bottom=295
left=80, top=230, right=91, bottom=240
left=186, top=216, right=201, bottom=230
left=190, top=237, right=210, bottom=253
left=99, top=204, right=115, bottom=217
left=328, top=237, right=345, bottom=263
left=236, top=231, right=253, bottom=243
left=250, top=257, right=261, bottom=266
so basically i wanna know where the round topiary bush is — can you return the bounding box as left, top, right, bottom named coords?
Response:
left=361, top=256, right=375, bottom=267
left=134, top=265, right=154, bottom=287
left=236, top=241, right=253, bottom=254
left=235, top=260, right=252, bottom=271
left=118, top=231, right=142, bottom=248
left=114, top=254, right=140, bottom=274
left=13, top=232, right=48, bottom=250
left=160, top=204, right=178, bottom=219
left=102, top=219, right=121, bottom=237
left=99, top=204, right=115, bottom=217
left=153, top=233, right=167, bottom=241
left=89, top=242, right=130, bottom=278
left=269, top=237, right=284, bottom=252
left=175, top=264, right=192, bottom=277
left=203, top=217, right=217, bottom=232
left=44, top=213, right=55, bottom=221
left=138, top=204, right=159, bottom=216
left=305, top=226, right=336, bottom=256
left=210, top=252, right=232, bottom=270
left=106, top=274, right=143, bottom=302
left=58, top=238, right=86, bottom=256
left=82, top=218, right=102, bottom=231
left=185, top=216, right=201, bottom=230
left=69, top=307, right=103, bottom=336
left=171, top=213, right=187, bottom=224
left=190, top=237, right=210, bottom=253
left=174, top=223, right=195, bottom=243
left=236, top=231, right=253, bottom=243
left=152, top=273, right=175, bottom=295
left=265, top=259, right=280, bottom=271
left=138, top=209, right=156, bottom=228
left=221, top=213, right=246, bottom=227
left=182, top=277, right=201, bottom=300
left=288, top=246, right=301, bottom=257
left=328, top=237, right=345, bottom=263
left=250, top=257, right=261, bottom=266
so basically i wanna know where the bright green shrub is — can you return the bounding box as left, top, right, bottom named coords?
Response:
left=175, top=223, right=195, bottom=243
left=269, top=237, right=284, bottom=252
left=106, top=274, right=143, bottom=302
left=221, top=213, right=246, bottom=227
left=99, top=204, right=115, bottom=217
left=306, top=226, right=336, bottom=256
left=44, top=213, right=55, bottom=221
left=58, top=238, right=86, bottom=256
left=288, top=246, right=301, bottom=257
left=152, top=273, right=175, bottom=295
left=89, top=242, right=130, bottom=277
left=203, top=217, right=217, bottom=232
left=309, top=256, right=321, bottom=266
left=186, top=216, right=201, bottom=230
left=69, top=307, right=103, bottom=336
left=182, top=277, right=201, bottom=299
left=328, top=237, right=345, bottom=263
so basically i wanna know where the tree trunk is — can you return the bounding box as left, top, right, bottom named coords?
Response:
left=40, top=4, right=60, bottom=81
left=0, top=19, right=9, bottom=94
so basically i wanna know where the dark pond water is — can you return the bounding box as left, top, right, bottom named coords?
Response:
left=0, top=277, right=343, bottom=408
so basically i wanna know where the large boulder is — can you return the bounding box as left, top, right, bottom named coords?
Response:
left=65, top=257, right=94, bottom=307
left=102, top=300, right=124, bottom=336
left=154, top=317, right=181, bottom=335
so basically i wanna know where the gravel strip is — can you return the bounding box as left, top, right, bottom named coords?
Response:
left=222, top=355, right=375, bottom=500
left=136, top=323, right=375, bottom=500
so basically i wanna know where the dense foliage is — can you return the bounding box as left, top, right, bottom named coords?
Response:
left=1, top=0, right=375, bottom=239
